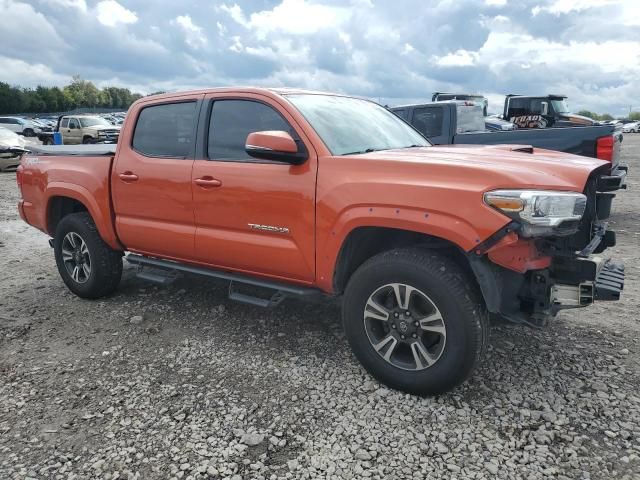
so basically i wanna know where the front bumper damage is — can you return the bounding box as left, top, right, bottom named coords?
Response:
left=470, top=169, right=625, bottom=327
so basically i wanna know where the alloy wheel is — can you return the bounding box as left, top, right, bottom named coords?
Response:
left=363, top=283, right=447, bottom=371
left=61, top=232, right=92, bottom=284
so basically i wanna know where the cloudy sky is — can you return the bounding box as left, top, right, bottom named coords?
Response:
left=1, top=0, right=639, bottom=116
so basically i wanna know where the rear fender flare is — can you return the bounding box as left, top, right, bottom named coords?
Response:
left=45, top=182, right=121, bottom=250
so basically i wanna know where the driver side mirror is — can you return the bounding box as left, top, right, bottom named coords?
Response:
left=245, top=131, right=307, bottom=164
left=541, top=102, right=549, bottom=116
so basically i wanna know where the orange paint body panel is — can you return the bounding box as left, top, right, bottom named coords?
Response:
left=16, top=87, right=610, bottom=294
left=486, top=232, right=552, bottom=273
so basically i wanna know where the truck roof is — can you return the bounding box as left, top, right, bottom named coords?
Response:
left=142, top=87, right=348, bottom=103
left=506, top=94, right=567, bottom=99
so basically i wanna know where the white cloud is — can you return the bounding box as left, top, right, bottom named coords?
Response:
left=434, top=49, right=479, bottom=66
left=41, top=0, right=87, bottom=12
left=402, top=43, right=415, bottom=55
left=485, top=0, right=507, bottom=6
left=221, top=0, right=350, bottom=38
left=532, top=0, right=617, bottom=16
left=0, top=55, right=69, bottom=87
left=95, top=0, right=137, bottom=27
left=173, top=15, right=207, bottom=49
left=478, top=32, right=640, bottom=75
left=0, top=0, right=68, bottom=55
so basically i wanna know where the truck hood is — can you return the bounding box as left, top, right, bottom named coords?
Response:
left=357, top=144, right=608, bottom=192
left=85, top=125, right=121, bottom=132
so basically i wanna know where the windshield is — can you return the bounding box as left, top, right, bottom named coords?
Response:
left=286, top=94, right=430, bottom=155
left=551, top=99, right=569, bottom=114
left=79, top=117, right=112, bottom=127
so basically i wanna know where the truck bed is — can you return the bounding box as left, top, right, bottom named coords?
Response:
left=454, top=125, right=619, bottom=164
left=27, top=145, right=117, bottom=156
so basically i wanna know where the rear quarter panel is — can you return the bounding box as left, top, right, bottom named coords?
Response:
left=19, top=154, right=120, bottom=249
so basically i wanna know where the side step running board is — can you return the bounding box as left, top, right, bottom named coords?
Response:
left=126, top=254, right=320, bottom=307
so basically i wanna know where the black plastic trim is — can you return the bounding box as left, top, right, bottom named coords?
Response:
left=126, top=254, right=320, bottom=297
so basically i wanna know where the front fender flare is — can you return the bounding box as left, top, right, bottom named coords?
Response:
left=316, top=205, right=486, bottom=293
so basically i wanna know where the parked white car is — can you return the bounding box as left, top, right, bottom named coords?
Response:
left=0, top=126, right=27, bottom=171
left=0, top=117, right=42, bottom=137
left=622, top=122, right=639, bottom=133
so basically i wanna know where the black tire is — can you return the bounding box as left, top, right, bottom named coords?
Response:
left=54, top=212, right=123, bottom=299
left=342, top=248, right=488, bottom=395
left=83, top=136, right=94, bottom=144
left=43, top=137, right=54, bottom=145
left=23, top=128, right=35, bottom=137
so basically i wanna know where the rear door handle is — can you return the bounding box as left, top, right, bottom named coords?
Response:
left=194, top=177, right=222, bottom=188
left=118, top=172, right=139, bottom=182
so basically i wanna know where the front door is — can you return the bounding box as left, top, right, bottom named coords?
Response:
left=66, top=117, right=82, bottom=144
left=111, top=97, right=202, bottom=260
left=191, top=95, right=317, bottom=283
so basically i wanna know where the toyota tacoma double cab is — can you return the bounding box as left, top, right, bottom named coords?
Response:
left=17, top=88, right=625, bottom=395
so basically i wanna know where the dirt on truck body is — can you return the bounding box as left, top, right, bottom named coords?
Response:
left=16, top=87, right=625, bottom=395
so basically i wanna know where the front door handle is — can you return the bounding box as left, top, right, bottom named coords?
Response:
left=194, top=176, right=222, bottom=188
left=118, top=172, right=139, bottom=182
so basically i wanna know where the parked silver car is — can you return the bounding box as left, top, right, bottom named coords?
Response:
left=0, top=127, right=27, bottom=171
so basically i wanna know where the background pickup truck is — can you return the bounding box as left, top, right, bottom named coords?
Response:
left=38, top=115, right=120, bottom=145
left=391, top=101, right=627, bottom=190
left=17, top=88, right=624, bottom=396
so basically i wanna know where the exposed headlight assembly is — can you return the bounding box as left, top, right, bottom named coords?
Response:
left=484, top=190, right=587, bottom=237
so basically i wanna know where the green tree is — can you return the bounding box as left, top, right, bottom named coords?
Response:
left=630, top=112, right=640, bottom=121
left=0, top=76, right=143, bottom=114
left=577, top=110, right=599, bottom=120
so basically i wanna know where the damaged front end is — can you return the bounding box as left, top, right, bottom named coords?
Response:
left=470, top=169, right=625, bottom=327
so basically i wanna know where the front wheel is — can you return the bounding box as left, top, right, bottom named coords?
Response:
left=54, top=212, right=123, bottom=299
left=342, top=248, right=488, bottom=395
left=23, top=128, right=35, bottom=137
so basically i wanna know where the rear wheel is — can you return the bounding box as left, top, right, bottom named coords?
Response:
left=23, top=128, right=35, bottom=137
left=342, top=248, right=488, bottom=395
left=54, top=212, right=123, bottom=299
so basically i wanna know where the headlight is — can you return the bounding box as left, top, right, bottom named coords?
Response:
left=484, top=190, right=587, bottom=237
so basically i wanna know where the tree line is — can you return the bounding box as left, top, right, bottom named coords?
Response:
left=0, top=76, right=145, bottom=115
left=576, top=110, right=640, bottom=121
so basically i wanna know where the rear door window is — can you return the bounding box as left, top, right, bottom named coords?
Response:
left=207, top=100, right=292, bottom=161
left=68, top=118, right=79, bottom=129
left=132, top=101, right=197, bottom=158
left=411, top=107, right=443, bottom=137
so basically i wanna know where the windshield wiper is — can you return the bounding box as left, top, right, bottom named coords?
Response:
left=342, top=148, right=381, bottom=156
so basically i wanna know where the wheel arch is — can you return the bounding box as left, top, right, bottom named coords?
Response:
left=45, top=183, right=122, bottom=250
left=331, top=225, right=479, bottom=296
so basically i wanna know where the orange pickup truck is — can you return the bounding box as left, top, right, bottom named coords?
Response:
left=16, top=88, right=624, bottom=395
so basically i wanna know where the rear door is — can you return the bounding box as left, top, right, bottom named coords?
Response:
left=111, top=95, right=202, bottom=260
left=190, top=94, right=317, bottom=283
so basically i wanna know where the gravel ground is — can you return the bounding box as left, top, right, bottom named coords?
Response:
left=1, top=136, right=639, bottom=480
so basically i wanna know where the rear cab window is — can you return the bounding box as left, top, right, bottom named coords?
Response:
left=411, top=107, right=444, bottom=137
left=132, top=101, right=197, bottom=158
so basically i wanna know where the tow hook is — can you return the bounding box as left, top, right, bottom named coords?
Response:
left=48, top=238, right=54, bottom=248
